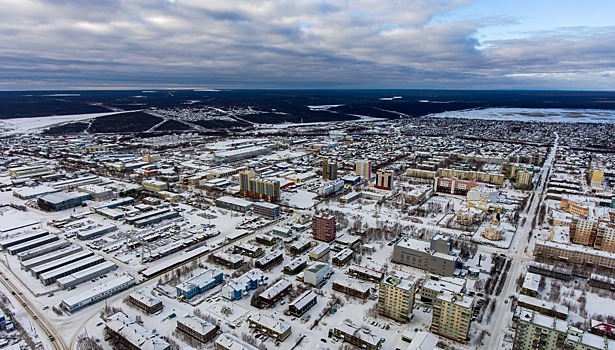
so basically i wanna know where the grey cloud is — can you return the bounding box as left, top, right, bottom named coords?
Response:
left=0, top=0, right=613, bottom=89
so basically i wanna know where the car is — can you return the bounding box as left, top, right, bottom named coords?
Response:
left=320, top=339, right=327, bottom=343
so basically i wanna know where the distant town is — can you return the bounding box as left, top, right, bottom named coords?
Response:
left=0, top=112, right=614, bottom=350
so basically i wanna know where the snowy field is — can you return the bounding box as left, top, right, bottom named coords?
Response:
left=430, top=108, right=615, bottom=124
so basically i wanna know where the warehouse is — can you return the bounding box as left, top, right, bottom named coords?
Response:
left=31, top=250, right=94, bottom=278
left=20, top=245, right=82, bottom=271
left=39, top=255, right=105, bottom=285
left=128, top=291, right=163, bottom=314
left=125, top=207, right=172, bottom=225
left=16, top=239, right=70, bottom=261
left=0, top=230, right=49, bottom=250
left=288, top=290, right=317, bottom=317
left=61, top=275, right=135, bottom=313
left=7, top=234, right=58, bottom=255
left=56, top=261, right=117, bottom=289
left=76, top=224, right=117, bottom=240
left=176, top=315, right=219, bottom=343
left=134, top=210, right=180, bottom=228
left=37, top=192, right=91, bottom=211
left=215, top=196, right=253, bottom=213
left=52, top=175, right=101, bottom=190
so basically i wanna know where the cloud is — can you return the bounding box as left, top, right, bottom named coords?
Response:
left=0, top=0, right=613, bottom=89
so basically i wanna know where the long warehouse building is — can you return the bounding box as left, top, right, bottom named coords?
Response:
left=16, top=240, right=70, bottom=261
left=30, top=250, right=94, bottom=278
left=0, top=230, right=49, bottom=250
left=56, top=261, right=117, bottom=289
left=61, top=275, right=135, bottom=313
left=20, top=245, right=83, bottom=271
left=39, top=255, right=105, bottom=286
left=7, top=234, right=58, bottom=255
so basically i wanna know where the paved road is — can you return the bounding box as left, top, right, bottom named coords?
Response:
left=0, top=267, right=68, bottom=350
left=485, top=133, right=558, bottom=349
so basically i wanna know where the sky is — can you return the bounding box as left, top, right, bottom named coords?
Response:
left=1, top=0, right=614, bottom=90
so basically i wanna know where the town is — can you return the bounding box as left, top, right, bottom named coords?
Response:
left=0, top=114, right=614, bottom=350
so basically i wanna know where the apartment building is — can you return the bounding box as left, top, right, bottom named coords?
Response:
left=430, top=291, right=474, bottom=343
left=356, top=159, right=372, bottom=179
left=513, top=307, right=615, bottom=350
left=375, top=169, right=394, bottom=190
left=534, top=240, right=615, bottom=269
left=313, top=213, right=336, bottom=242
left=378, top=275, right=416, bottom=322
left=238, top=170, right=280, bottom=202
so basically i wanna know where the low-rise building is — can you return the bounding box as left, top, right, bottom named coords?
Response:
left=221, top=269, right=265, bottom=301
left=62, top=275, right=136, bottom=313
left=128, top=291, right=163, bottom=314
left=176, top=315, right=219, bottom=343
left=254, top=279, right=292, bottom=308
left=176, top=269, right=224, bottom=299
left=521, top=272, right=542, bottom=297
left=303, top=262, right=333, bottom=287
left=332, top=248, right=353, bottom=267
left=105, top=311, right=170, bottom=350
left=288, top=290, right=317, bottom=317
left=212, top=252, right=244, bottom=269
left=247, top=314, right=292, bottom=341
left=255, top=251, right=284, bottom=271
left=234, top=242, right=264, bottom=258
left=283, top=256, right=307, bottom=275
left=332, top=321, right=384, bottom=350
left=348, top=264, right=384, bottom=283
left=392, top=235, right=460, bottom=277
left=332, top=277, right=370, bottom=299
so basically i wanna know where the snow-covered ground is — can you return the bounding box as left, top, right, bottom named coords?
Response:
left=429, top=108, right=615, bottom=124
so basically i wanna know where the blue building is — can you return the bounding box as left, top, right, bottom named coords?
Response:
left=176, top=269, right=224, bottom=299
left=221, top=269, right=265, bottom=301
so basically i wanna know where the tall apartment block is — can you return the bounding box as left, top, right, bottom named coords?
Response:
left=378, top=275, right=415, bottom=322
left=313, top=213, right=336, bottom=242
left=355, top=160, right=372, bottom=180
left=570, top=215, right=615, bottom=253
left=513, top=307, right=615, bottom=350
left=238, top=170, right=280, bottom=202
left=430, top=291, right=474, bottom=343
left=323, top=159, right=338, bottom=180
left=375, top=169, right=394, bottom=190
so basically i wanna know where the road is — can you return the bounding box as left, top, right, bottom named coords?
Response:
left=0, top=268, right=68, bottom=350
left=485, top=133, right=558, bottom=349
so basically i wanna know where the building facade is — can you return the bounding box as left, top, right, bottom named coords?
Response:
left=313, top=213, right=336, bottom=242
left=378, top=275, right=416, bottom=322
left=430, top=292, right=474, bottom=343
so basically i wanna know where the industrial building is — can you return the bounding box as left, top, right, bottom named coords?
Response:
left=37, top=192, right=91, bottom=211
left=16, top=239, right=70, bottom=261
left=56, top=261, right=117, bottom=289
left=128, top=291, right=163, bottom=314
left=39, top=255, right=105, bottom=285
left=20, top=245, right=83, bottom=271
left=7, top=234, right=59, bottom=255
left=176, top=315, right=219, bottom=343
left=0, top=230, right=49, bottom=250
left=61, top=275, right=135, bottom=313
left=76, top=224, right=117, bottom=240
left=215, top=196, right=254, bottom=213
left=308, top=243, right=330, bottom=261
left=31, top=250, right=95, bottom=278
left=176, top=269, right=224, bottom=299
left=288, top=290, right=317, bottom=317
